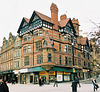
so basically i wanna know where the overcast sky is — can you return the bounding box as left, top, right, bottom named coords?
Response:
left=0, top=0, right=100, bottom=46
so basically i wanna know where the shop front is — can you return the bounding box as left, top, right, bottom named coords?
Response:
left=2, top=70, right=14, bottom=83
left=20, top=68, right=29, bottom=84
left=13, top=70, right=20, bottom=83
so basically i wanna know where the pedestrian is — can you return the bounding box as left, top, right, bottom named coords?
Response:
left=39, top=77, right=42, bottom=86
left=75, top=76, right=81, bottom=87
left=0, top=76, right=9, bottom=92
left=3, top=81, right=9, bottom=92
left=42, top=77, right=45, bottom=86
left=92, top=78, right=99, bottom=91
left=53, top=77, right=58, bottom=87
left=71, top=80, right=77, bottom=92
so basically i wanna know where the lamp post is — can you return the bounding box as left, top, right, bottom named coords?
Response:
left=71, top=36, right=75, bottom=80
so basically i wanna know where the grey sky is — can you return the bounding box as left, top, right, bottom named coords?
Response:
left=0, top=0, right=100, bottom=46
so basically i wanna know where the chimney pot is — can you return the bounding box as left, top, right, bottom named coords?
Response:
left=60, top=14, right=67, bottom=21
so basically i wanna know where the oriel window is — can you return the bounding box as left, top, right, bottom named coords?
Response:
left=48, top=53, right=52, bottom=62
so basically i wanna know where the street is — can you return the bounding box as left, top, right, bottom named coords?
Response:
left=8, top=82, right=100, bottom=92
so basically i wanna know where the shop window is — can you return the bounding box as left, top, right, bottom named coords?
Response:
left=48, top=53, right=52, bottom=62
left=24, top=56, right=29, bottom=66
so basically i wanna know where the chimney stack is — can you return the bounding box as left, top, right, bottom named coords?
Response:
left=60, top=14, right=67, bottom=21
left=50, top=3, right=58, bottom=30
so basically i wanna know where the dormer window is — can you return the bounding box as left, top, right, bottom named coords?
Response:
left=43, top=40, right=47, bottom=46
left=9, top=41, right=11, bottom=46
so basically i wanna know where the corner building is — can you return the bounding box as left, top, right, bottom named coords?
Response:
left=16, top=3, right=93, bottom=83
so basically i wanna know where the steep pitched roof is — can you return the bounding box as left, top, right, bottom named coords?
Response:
left=35, top=11, right=54, bottom=24
left=17, top=17, right=29, bottom=33
left=24, top=17, right=30, bottom=23
left=59, top=18, right=70, bottom=27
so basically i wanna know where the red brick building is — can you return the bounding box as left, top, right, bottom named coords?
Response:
left=0, top=3, right=93, bottom=84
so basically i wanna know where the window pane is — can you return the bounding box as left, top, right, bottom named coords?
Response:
left=48, top=53, right=51, bottom=62
left=24, top=56, right=29, bottom=66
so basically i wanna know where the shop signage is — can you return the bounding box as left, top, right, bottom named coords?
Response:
left=39, top=71, right=47, bottom=75
left=49, top=71, right=55, bottom=75
left=19, top=68, right=28, bottom=73
left=73, top=68, right=75, bottom=73
left=57, top=71, right=63, bottom=75
left=83, top=69, right=89, bottom=72
left=13, top=70, right=19, bottom=74
left=64, top=72, right=71, bottom=75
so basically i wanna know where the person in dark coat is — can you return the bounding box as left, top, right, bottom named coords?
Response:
left=0, top=76, right=9, bottom=92
left=39, top=78, right=42, bottom=86
left=75, top=76, right=81, bottom=87
left=3, top=81, right=9, bottom=92
left=53, top=77, right=58, bottom=87
left=71, top=80, right=77, bottom=92
left=42, top=77, right=45, bottom=86
left=92, top=78, right=99, bottom=91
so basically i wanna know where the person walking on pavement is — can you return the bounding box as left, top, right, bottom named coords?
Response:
left=42, top=77, right=45, bottom=86
left=39, top=77, right=42, bottom=86
left=53, top=77, right=58, bottom=87
left=92, top=78, right=99, bottom=91
left=71, top=80, right=77, bottom=92
left=75, top=76, right=81, bottom=87
left=0, top=76, right=9, bottom=92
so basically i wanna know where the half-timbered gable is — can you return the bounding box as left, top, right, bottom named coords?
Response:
left=17, top=17, right=29, bottom=36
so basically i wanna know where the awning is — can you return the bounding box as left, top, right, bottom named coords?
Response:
left=33, top=66, right=45, bottom=72
left=0, top=72, right=2, bottom=74
left=2, top=70, right=13, bottom=74
left=51, top=67, right=76, bottom=73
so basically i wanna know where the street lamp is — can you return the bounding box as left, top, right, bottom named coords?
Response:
left=71, top=36, right=75, bottom=81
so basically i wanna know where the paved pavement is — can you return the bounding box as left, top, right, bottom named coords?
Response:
left=8, top=82, right=100, bottom=92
